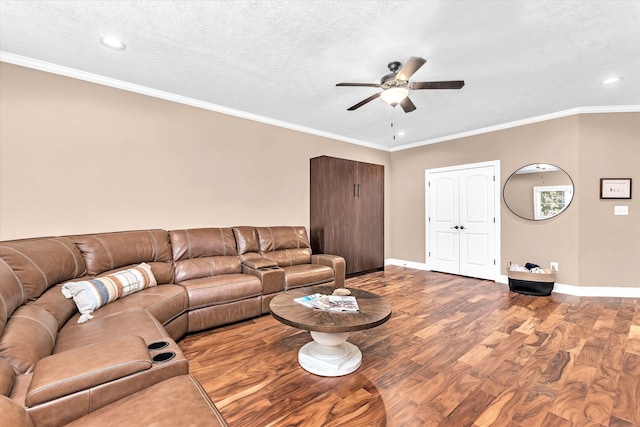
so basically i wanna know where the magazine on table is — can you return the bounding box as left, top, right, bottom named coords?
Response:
left=294, top=293, right=359, bottom=312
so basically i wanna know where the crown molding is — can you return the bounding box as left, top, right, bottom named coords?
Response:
left=0, top=52, right=388, bottom=152
left=2, top=52, right=638, bottom=154
left=390, top=105, right=640, bottom=152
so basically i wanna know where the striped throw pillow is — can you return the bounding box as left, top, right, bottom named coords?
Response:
left=61, top=263, right=157, bottom=323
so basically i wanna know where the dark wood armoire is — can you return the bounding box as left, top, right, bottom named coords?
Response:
left=310, top=155, right=384, bottom=276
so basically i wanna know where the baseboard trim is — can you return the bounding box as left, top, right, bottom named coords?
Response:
left=385, top=258, right=428, bottom=270
left=551, top=283, right=640, bottom=298
left=387, top=259, right=640, bottom=298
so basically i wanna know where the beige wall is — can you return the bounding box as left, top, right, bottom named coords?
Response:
left=2, top=63, right=638, bottom=287
left=390, top=113, right=639, bottom=287
left=577, top=113, right=640, bottom=286
left=0, top=63, right=391, bottom=250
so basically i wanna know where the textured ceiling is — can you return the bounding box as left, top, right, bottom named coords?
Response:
left=1, top=0, right=639, bottom=150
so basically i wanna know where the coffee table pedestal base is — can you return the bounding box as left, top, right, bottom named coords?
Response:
left=298, top=331, right=362, bottom=377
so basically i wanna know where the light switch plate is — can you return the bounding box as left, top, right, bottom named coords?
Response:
left=614, top=206, right=629, bottom=215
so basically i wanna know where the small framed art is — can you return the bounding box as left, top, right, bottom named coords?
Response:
left=600, top=178, right=632, bottom=199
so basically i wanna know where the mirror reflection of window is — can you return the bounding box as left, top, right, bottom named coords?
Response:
left=533, top=185, right=574, bottom=220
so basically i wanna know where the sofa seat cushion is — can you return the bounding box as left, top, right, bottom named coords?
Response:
left=64, top=375, right=227, bottom=427
left=283, top=264, right=334, bottom=290
left=179, top=274, right=262, bottom=309
left=65, top=285, right=187, bottom=326
left=54, top=309, right=169, bottom=354
left=25, top=335, right=151, bottom=407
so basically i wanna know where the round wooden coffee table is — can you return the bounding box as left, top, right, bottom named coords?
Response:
left=269, top=285, right=392, bottom=376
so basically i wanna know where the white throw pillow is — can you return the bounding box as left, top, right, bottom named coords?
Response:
left=61, top=263, right=157, bottom=323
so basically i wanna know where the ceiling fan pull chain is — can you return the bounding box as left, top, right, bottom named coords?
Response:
left=390, top=110, right=396, bottom=140
left=391, top=108, right=398, bottom=140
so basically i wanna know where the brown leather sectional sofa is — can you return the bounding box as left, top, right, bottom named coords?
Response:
left=0, top=226, right=345, bottom=427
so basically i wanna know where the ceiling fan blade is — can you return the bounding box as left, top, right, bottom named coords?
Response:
left=336, top=83, right=381, bottom=88
left=347, top=92, right=381, bottom=111
left=399, top=97, right=416, bottom=113
left=396, top=57, right=427, bottom=81
left=410, top=80, right=465, bottom=90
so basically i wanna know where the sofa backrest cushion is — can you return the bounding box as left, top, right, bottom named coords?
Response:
left=170, top=228, right=241, bottom=282
left=0, top=259, right=25, bottom=336
left=232, top=226, right=260, bottom=255
left=0, top=237, right=86, bottom=303
left=30, top=284, right=80, bottom=331
left=255, top=227, right=312, bottom=267
left=0, top=357, right=15, bottom=396
left=255, top=226, right=311, bottom=252
left=72, top=230, right=173, bottom=284
left=0, top=305, right=57, bottom=374
left=170, top=228, right=238, bottom=260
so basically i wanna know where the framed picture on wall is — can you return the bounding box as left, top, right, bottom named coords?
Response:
left=600, top=178, right=632, bottom=199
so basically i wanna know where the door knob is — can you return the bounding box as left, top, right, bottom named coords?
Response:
left=460, top=226, right=466, bottom=230
left=450, top=226, right=459, bottom=229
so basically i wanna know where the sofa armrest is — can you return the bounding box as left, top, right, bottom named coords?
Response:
left=25, top=335, right=151, bottom=407
left=242, top=265, right=285, bottom=294
left=242, top=257, right=278, bottom=270
left=312, top=254, right=346, bottom=287
left=0, top=396, right=34, bottom=427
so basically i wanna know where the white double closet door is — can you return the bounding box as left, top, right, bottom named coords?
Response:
left=426, top=162, right=499, bottom=280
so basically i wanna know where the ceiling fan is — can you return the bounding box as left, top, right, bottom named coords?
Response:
left=336, top=57, right=464, bottom=113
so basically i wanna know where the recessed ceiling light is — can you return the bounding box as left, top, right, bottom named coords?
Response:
left=100, top=35, right=126, bottom=51
left=602, top=76, right=621, bottom=85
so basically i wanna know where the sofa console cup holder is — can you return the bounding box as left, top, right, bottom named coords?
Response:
left=152, top=351, right=176, bottom=363
left=147, top=341, right=169, bottom=351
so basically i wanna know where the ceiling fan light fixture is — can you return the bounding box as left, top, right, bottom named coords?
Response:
left=380, top=87, right=409, bottom=106
left=337, top=56, right=463, bottom=112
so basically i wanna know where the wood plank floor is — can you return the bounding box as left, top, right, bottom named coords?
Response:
left=179, top=266, right=640, bottom=427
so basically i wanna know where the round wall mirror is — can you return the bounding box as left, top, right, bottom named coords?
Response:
left=503, top=163, right=574, bottom=220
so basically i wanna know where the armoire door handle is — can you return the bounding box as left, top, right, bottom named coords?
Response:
left=450, top=226, right=459, bottom=229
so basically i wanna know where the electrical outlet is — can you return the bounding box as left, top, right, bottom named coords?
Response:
left=550, top=262, right=559, bottom=271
